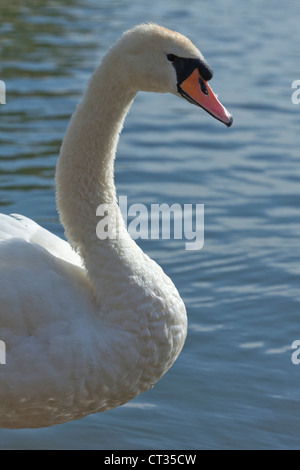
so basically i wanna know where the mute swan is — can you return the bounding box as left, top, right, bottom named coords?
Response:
left=0, top=23, right=232, bottom=429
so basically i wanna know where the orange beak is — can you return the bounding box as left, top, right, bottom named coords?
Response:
left=178, top=68, right=233, bottom=127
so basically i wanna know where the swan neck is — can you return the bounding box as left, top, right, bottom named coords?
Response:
left=55, top=59, right=136, bottom=255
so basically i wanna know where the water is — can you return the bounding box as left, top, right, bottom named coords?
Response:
left=0, top=0, right=300, bottom=450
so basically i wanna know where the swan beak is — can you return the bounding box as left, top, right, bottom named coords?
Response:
left=178, top=68, right=233, bottom=127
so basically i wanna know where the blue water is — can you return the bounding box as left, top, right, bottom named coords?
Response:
left=1, top=0, right=300, bottom=449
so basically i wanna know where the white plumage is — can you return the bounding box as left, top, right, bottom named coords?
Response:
left=0, top=23, right=231, bottom=428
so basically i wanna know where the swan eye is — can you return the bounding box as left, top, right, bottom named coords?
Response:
left=167, top=54, right=179, bottom=63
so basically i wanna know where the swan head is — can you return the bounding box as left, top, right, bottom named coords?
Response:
left=110, top=23, right=232, bottom=127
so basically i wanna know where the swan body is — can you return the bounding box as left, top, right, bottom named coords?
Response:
left=0, top=24, right=232, bottom=429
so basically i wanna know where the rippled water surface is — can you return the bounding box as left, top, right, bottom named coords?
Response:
left=1, top=0, right=300, bottom=450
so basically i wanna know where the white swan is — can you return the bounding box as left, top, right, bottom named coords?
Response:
left=0, top=24, right=232, bottom=429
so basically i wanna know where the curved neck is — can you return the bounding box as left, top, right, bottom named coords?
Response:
left=54, top=47, right=187, bottom=390
left=56, top=60, right=136, bottom=265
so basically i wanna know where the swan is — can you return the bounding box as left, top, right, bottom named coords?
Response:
left=0, top=23, right=232, bottom=429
